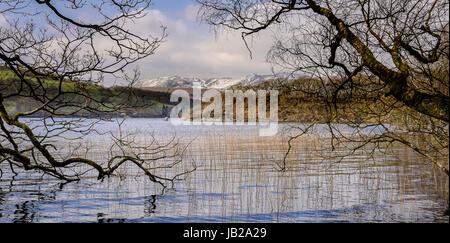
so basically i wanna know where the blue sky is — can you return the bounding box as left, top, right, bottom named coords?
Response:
left=152, top=0, right=195, bottom=14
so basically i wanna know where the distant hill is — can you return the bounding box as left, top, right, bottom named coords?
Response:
left=2, top=66, right=396, bottom=123
left=188, top=75, right=406, bottom=124
left=0, top=66, right=175, bottom=118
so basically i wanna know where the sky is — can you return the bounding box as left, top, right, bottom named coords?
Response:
left=133, top=0, right=274, bottom=80
left=0, top=0, right=274, bottom=81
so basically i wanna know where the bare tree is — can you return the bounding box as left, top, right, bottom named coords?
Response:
left=0, top=0, right=195, bottom=187
left=197, top=0, right=449, bottom=175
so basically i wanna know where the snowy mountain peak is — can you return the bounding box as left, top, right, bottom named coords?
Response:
left=137, top=73, right=287, bottom=89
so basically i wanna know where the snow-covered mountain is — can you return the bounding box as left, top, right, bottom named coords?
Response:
left=137, top=73, right=286, bottom=89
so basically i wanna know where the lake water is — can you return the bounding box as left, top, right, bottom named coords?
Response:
left=0, top=118, right=448, bottom=223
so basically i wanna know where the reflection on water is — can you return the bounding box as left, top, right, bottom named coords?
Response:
left=0, top=118, right=448, bottom=223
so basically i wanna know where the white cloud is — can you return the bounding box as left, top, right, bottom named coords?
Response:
left=0, top=14, right=8, bottom=27
left=133, top=5, right=274, bottom=80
